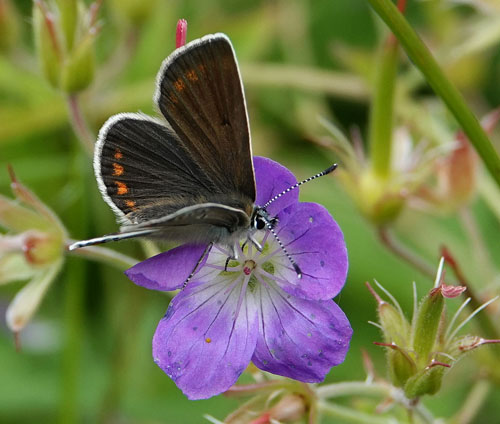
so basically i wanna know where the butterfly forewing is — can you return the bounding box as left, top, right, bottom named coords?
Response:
left=155, top=33, right=256, bottom=203
left=93, top=33, right=257, bottom=245
left=96, top=114, right=213, bottom=220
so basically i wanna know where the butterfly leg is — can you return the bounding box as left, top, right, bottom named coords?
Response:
left=224, top=244, right=239, bottom=272
left=182, top=242, right=213, bottom=289
left=248, top=234, right=263, bottom=252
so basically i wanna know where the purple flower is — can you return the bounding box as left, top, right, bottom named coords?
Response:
left=126, top=157, right=352, bottom=400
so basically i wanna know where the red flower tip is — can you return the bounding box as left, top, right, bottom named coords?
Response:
left=365, top=282, right=384, bottom=305
left=176, top=19, right=187, bottom=48
left=440, top=283, right=466, bottom=299
left=427, top=360, right=451, bottom=369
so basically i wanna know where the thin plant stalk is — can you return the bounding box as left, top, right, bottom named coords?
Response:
left=366, top=0, right=500, bottom=188
left=67, top=94, right=95, bottom=155
left=378, top=227, right=436, bottom=279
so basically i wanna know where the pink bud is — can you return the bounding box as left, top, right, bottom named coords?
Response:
left=176, top=19, right=187, bottom=48
left=440, top=283, right=466, bottom=299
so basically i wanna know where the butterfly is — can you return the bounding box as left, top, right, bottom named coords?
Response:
left=69, top=33, right=335, bottom=277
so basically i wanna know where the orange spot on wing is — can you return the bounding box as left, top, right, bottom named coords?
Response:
left=112, top=163, right=124, bottom=176
left=197, top=64, right=205, bottom=74
left=173, top=78, right=185, bottom=91
left=125, top=200, right=136, bottom=208
left=114, top=149, right=123, bottom=160
left=169, top=93, right=178, bottom=104
left=114, top=181, right=128, bottom=195
left=186, top=69, right=198, bottom=81
left=205, top=337, right=211, bottom=343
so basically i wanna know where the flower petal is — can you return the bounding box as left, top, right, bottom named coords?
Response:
left=153, top=278, right=259, bottom=400
left=273, top=202, right=348, bottom=300
left=125, top=244, right=208, bottom=291
left=252, top=282, right=352, bottom=382
left=254, top=157, right=298, bottom=223
left=6, top=259, right=62, bottom=332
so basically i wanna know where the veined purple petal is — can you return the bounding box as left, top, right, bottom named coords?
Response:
left=252, top=282, right=352, bottom=382
left=254, top=157, right=298, bottom=223
left=273, top=202, right=348, bottom=300
left=153, top=279, right=259, bottom=400
left=125, top=244, right=208, bottom=291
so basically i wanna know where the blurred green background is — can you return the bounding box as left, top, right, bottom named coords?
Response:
left=1, top=0, right=500, bottom=422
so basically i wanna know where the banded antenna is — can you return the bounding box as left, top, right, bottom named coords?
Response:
left=266, top=222, right=302, bottom=278
left=264, top=163, right=337, bottom=208
left=68, top=229, right=157, bottom=250
left=260, top=163, right=338, bottom=279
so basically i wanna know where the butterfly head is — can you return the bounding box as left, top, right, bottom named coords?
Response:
left=251, top=207, right=278, bottom=232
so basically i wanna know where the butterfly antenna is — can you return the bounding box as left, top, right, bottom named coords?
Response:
left=266, top=223, right=302, bottom=279
left=68, top=229, right=157, bottom=250
left=182, top=243, right=213, bottom=289
left=263, top=163, right=337, bottom=208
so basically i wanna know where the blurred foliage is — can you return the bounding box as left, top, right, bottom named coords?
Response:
left=1, top=0, right=500, bottom=423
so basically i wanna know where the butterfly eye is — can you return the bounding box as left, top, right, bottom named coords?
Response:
left=255, top=217, right=266, bottom=230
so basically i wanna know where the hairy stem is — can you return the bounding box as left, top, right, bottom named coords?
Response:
left=378, top=227, right=436, bottom=280
left=67, top=94, right=95, bottom=155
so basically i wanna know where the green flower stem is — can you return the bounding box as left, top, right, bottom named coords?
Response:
left=378, top=227, right=436, bottom=279
left=59, top=156, right=89, bottom=424
left=479, top=172, right=500, bottom=224
left=317, top=381, right=435, bottom=424
left=97, top=283, right=147, bottom=423
left=368, top=35, right=399, bottom=178
left=59, top=258, right=85, bottom=424
left=242, top=63, right=369, bottom=101
left=317, top=401, right=393, bottom=424
left=316, top=381, right=392, bottom=399
left=67, top=94, right=95, bottom=155
left=366, top=0, right=500, bottom=187
left=452, top=380, right=491, bottom=424
left=459, top=207, right=495, bottom=283
left=66, top=240, right=138, bottom=270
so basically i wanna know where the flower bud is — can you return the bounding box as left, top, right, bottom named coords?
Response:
left=6, top=259, right=62, bottom=333
left=54, top=0, right=77, bottom=50
left=366, top=282, right=410, bottom=346
left=343, top=169, right=406, bottom=226
left=60, top=31, right=96, bottom=93
left=1, top=168, right=66, bottom=334
left=404, top=362, right=449, bottom=398
left=0, top=0, right=20, bottom=52
left=33, top=2, right=61, bottom=89
left=33, top=0, right=97, bottom=93
left=268, top=394, right=307, bottom=423
left=372, top=260, right=497, bottom=399
left=375, top=343, right=417, bottom=388
left=414, top=108, right=500, bottom=213
left=412, top=287, right=444, bottom=367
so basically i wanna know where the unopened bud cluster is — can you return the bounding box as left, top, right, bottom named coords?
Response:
left=368, top=259, right=499, bottom=399
left=0, top=168, right=66, bottom=333
left=33, top=0, right=100, bottom=93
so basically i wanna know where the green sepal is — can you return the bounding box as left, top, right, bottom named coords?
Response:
left=404, top=364, right=446, bottom=398
left=412, top=287, right=444, bottom=366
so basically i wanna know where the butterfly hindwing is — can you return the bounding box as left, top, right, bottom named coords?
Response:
left=96, top=114, right=253, bottom=227
left=121, top=203, right=251, bottom=244
left=155, top=33, right=256, bottom=204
